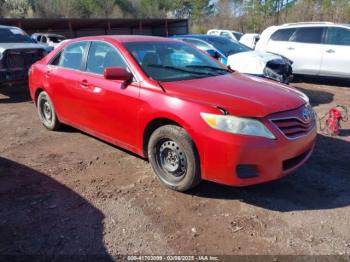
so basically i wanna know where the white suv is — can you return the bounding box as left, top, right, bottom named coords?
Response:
left=207, top=29, right=243, bottom=41
left=256, top=22, right=350, bottom=78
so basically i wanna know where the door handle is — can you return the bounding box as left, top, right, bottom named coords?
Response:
left=287, top=47, right=295, bottom=50
left=80, top=80, right=89, bottom=88
left=326, top=49, right=335, bottom=53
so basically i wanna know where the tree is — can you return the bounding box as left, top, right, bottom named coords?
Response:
left=3, top=0, right=31, bottom=18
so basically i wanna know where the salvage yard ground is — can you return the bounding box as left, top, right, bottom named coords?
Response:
left=0, top=77, right=350, bottom=256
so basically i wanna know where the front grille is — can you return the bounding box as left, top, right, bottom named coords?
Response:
left=5, top=49, right=43, bottom=70
left=270, top=105, right=315, bottom=139
left=272, top=118, right=314, bottom=139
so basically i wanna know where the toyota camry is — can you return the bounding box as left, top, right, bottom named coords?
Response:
left=29, top=36, right=317, bottom=191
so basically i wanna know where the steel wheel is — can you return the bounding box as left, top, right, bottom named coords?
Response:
left=148, top=125, right=201, bottom=191
left=156, top=139, right=187, bottom=182
left=37, top=91, right=61, bottom=130
left=40, top=98, right=53, bottom=125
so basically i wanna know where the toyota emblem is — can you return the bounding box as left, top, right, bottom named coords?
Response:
left=302, top=106, right=312, bottom=122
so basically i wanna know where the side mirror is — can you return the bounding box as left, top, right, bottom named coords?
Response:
left=104, top=67, right=133, bottom=82
left=206, top=49, right=221, bottom=59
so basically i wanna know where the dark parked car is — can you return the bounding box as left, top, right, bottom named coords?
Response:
left=0, top=25, right=51, bottom=85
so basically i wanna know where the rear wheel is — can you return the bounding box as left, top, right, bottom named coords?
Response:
left=37, top=91, right=61, bottom=130
left=148, top=125, right=201, bottom=191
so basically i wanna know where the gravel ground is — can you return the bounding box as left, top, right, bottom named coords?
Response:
left=0, top=78, right=349, bottom=257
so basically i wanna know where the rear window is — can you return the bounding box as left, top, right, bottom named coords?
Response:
left=270, top=28, right=296, bottom=41
left=220, top=32, right=233, bottom=39
left=326, top=27, right=350, bottom=45
left=290, top=27, right=324, bottom=44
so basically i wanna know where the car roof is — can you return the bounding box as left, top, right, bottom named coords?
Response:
left=69, top=35, right=174, bottom=43
left=174, top=34, right=208, bottom=39
left=208, top=29, right=241, bottom=33
left=0, top=25, right=20, bottom=29
left=174, top=34, right=239, bottom=43
left=279, top=22, right=350, bottom=29
left=174, top=34, right=216, bottom=40
left=34, top=33, right=65, bottom=37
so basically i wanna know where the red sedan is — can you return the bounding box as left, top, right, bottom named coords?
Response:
left=29, top=36, right=317, bottom=191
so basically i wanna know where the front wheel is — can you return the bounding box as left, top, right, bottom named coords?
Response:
left=37, top=91, right=61, bottom=130
left=148, top=125, right=201, bottom=191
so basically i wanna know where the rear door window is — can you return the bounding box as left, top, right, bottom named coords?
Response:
left=59, top=41, right=88, bottom=70
left=290, top=27, right=324, bottom=44
left=270, top=28, right=296, bottom=41
left=326, top=27, right=350, bottom=45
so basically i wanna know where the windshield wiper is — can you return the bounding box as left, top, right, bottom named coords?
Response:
left=147, top=64, right=215, bottom=76
left=186, top=65, right=231, bottom=73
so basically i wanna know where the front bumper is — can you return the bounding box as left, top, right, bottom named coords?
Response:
left=199, top=119, right=317, bottom=187
left=0, top=48, right=44, bottom=84
left=0, top=68, right=29, bottom=84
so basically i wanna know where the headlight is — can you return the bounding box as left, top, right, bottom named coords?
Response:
left=200, top=113, right=276, bottom=139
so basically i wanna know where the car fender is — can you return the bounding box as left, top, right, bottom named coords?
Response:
left=138, top=88, right=221, bottom=159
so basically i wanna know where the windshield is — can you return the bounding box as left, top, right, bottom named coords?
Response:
left=124, top=41, right=229, bottom=82
left=0, top=28, right=34, bottom=43
left=206, top=37, right=251, bottom=56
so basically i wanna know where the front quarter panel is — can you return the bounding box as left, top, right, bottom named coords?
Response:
left=138, top=84, right=221, bottom=177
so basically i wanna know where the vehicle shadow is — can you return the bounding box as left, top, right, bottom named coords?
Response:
left=0, top=83, right=31, bottom=104
left=189, top=134, right=350, bottom=212
left=292, top=85, right=334, bottom=107
left=288, top=77, right=335, bottom=108
left=293, top=75, right=350, bottom=88
left=0, top=157, right=112, bottom=259
left=340, top=129, right=350, bottom=136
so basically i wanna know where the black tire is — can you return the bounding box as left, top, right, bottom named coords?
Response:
left=37, top=91, right=61, bottom=131
left=148, top=125, right=201, bottom=191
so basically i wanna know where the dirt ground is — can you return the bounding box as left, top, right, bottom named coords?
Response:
left=0, top=77, right=350, bottom=257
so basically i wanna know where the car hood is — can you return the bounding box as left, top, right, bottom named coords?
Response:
left=227, top=50, right=284, bottom=75
left=0, top=43, right=45, bottom=53
left=160, top=73, right=307, bottom=117
left=231, top=50, right=282, bottom=63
